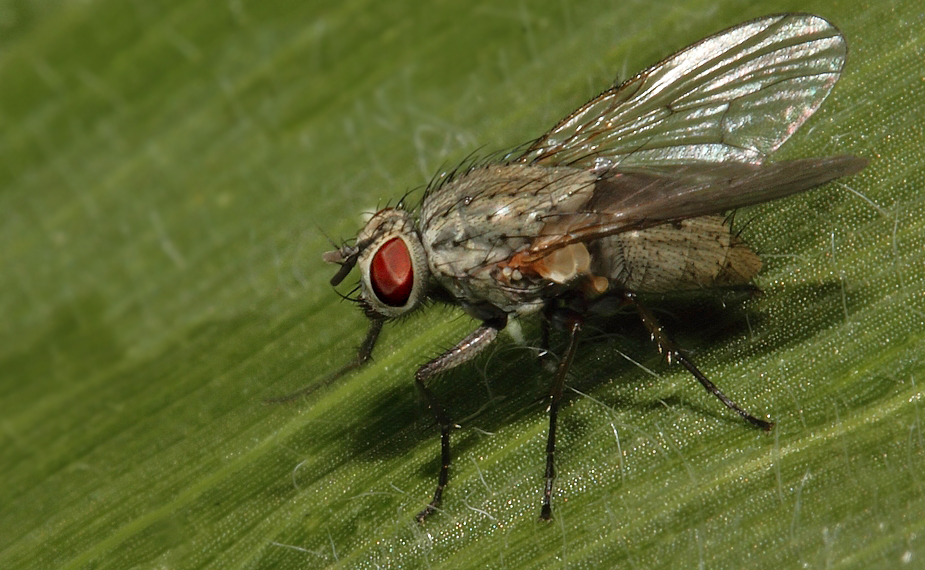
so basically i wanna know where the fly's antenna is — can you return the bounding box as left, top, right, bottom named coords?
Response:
left=319, top=223, right=362, bottom=286
left=326, top=233, right=376, bottom=287
left=327, top=256, right=356, bottom=286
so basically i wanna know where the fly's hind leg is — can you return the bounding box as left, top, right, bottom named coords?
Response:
left=414, top=316, right=507, bottom=522
left=626, top=292, right=772, bottom=431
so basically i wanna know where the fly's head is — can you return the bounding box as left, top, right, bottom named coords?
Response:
left=323, top=208, right=430, bottom=319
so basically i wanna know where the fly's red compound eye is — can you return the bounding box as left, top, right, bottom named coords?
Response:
left=370, top=237, right=414, bottom=306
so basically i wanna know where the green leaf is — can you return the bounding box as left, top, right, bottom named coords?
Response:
left=1, top=0, right=922, bottom=568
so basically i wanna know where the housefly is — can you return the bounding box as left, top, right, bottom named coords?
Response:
left=306, top=13, right=867, bottom=521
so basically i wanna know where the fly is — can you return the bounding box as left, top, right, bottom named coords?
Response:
left=295, top=13, right=867, bottom=521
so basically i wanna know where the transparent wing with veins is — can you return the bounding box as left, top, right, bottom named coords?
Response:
left=507, top=13, right=864, bottom=263
left=517, top=13, right=847, bottom=169
left=523, top=156, right=865, bottom=262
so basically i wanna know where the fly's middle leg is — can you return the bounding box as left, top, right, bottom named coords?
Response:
left=537, top=302, right=558, bottom=373
left=413, top=318, right=506, bottom=522
left=626, top=292, right=773, bottom=430
left=540, top=310, right=583, bottom=520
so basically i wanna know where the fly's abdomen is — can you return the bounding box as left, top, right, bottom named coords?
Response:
left=592, top=215, right=761, bottom=293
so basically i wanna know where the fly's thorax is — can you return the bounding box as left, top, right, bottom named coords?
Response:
left=351, top=208, right=430, bottom=318
left=419, top=165, right=597, bottom=264
left=417, top=164, right=597, bottom=312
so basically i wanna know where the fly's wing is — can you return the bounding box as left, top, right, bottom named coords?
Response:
left=517, top=13, right=847, bottom=169
left=524, top=155, right=867, bottom=260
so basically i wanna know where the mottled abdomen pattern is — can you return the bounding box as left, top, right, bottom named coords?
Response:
left=592, top=215, right=761, bottom=293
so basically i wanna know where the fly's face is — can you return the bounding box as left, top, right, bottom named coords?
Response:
left=324, top=208, right=430, bottom=319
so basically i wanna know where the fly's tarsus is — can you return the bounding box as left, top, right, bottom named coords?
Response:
left=631, top=294, right=773, bottom=431
left=265, top=318, right=384, bottom=404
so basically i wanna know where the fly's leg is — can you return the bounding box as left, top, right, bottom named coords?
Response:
left=541, top=311, right=583, bottom=520
left=266, top=318, right=385, bottom=403
left=414, top=317, right=506, bottom=522
left=539, top=317, right=551, bottom=358
left=627, top=292, right=772, bottom=430
left=537, top=303, right=557, bottom=372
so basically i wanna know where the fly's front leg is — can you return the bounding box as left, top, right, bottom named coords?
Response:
left=541, top=311, right=583, bottom=520
left=626, top=292, right=772, bottom=430
left=415, top=316, right=507, bottom=522
left=266, top=318, right=385, bottom=403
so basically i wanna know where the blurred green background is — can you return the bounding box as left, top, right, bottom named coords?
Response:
left=1, top=0, right=922, bottom=568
